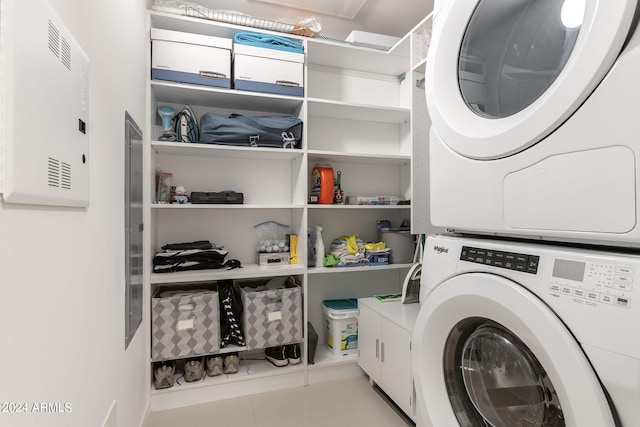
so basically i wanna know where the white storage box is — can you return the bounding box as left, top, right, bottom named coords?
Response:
left=323, top=299, right=359, bottom=356
left=346, top=30, right=401, bottom=51
left=233, top=44, right=304, bottom=96
left=151, top=28, right=232, bottom=88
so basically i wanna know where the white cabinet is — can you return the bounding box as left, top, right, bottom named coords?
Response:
left=358, top=297, right=420, bottom=419
left=144, top=8, right=419, bottom=411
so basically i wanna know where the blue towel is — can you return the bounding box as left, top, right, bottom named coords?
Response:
left=234, top=31, right=304, bottom=54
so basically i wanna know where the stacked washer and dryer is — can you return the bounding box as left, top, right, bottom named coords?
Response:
left=412, top=0, right=640, bottom=426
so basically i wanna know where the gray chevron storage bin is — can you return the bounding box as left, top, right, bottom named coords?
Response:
left=240, top=276, right=303, bottom=350
left=152, top=286, right=220, bottom=362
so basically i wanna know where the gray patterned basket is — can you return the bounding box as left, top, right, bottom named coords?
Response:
left=151, top=286, right=220, bottom=362
left=240, top=277, right=303, bottom=350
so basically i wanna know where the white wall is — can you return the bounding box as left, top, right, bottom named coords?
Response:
left=0, top=0, right=149, bottom=426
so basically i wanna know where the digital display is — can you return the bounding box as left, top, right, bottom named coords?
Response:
left=552, top=259, right=585, bottom=282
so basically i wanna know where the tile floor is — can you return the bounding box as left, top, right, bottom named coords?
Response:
left=147, top=373, right=414, bottom=427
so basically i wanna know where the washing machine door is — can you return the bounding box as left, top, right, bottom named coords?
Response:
left=427, top=0, right=637, bottom=159
left=412, top=272, right=615, bottom=427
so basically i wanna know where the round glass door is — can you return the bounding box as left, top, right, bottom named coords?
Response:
left=444, top=318, right=565, bottom=427
left=425, top=0, right=636, bottom=159
left=459, top=0, right=582, bottom=119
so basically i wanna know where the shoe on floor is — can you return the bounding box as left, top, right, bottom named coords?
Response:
left=184, top=357, right=205, bottom=382
left=153, top=360, right=175, bottom=390
left=223, top=353, right=240, bottom=374
left=285, top=344, right=301, bottom=365
left=265, top=346, right=288, bottom=367
left=206, top=355, right=223, bottom=377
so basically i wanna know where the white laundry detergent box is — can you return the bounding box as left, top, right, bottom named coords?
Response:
left=233, top=43, right=304, bottom=96
left=151, top=28, right=232, bottom=88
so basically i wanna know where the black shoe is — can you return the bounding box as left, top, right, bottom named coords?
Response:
left=285, top=344, right=301, bottom=365
left=265, top=346, right=288, bottom=367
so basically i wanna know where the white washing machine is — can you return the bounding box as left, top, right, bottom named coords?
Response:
left=412, top=234, right=640, bottom=427
left=427, top=0, right=640, bottom=247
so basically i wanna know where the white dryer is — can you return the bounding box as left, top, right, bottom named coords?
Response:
left=412, top=235, right=640, bottom=427
left=427, top=0, right=640, bottom=247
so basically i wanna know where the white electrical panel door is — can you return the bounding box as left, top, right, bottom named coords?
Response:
left=1, top=0, right=90, bottom=206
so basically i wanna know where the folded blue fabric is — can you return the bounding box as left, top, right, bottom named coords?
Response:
left=234, top=31, right=304, bottom=54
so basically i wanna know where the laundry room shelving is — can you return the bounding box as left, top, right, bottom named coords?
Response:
left=144, top=8, right=418, bottom=411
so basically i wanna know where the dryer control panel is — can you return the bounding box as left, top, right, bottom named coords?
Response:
left=460, top=246, right=540, bottom=274
left=549, top=259, right=633, bottom=309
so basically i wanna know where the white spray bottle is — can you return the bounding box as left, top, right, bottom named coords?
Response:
left=315, top=225, right=325, bottom=268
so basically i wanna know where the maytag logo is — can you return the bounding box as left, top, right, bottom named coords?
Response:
left=433, top=245, right=449, bottom=254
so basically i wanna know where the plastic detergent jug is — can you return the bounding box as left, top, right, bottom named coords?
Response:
left=314, top=225, right=325, bottom=268
left=310, top=166, right=334, bottom=204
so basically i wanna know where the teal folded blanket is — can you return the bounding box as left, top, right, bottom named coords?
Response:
left=234, top=31, right=304, bottom=54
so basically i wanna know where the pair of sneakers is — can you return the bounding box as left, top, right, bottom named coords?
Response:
left=153, top=360, right=176, bottom=390
left=265, top=344, right=301, bottom=367
left=206, top=352, right=240, bottom=376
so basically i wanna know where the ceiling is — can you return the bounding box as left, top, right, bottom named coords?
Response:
left=193, top=0, right=434, bottom=39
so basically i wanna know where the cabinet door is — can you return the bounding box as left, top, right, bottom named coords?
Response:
left=357, top=305, right=381, bottom=381
left=380, top=321, right=413, bottom=416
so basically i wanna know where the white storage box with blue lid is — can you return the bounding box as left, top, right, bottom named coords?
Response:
left=323, top=299, right=359, bottom=356
left=233, top=32, right=304, bottom=97
left=151, top=28, right=232, bottom=88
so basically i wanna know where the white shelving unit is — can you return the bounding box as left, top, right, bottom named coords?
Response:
left=144, top=9, right=425, bottom=411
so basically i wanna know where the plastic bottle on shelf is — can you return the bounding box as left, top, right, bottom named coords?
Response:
left=315, top=225, right=325, bottom=268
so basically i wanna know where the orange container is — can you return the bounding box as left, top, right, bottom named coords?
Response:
left=311, top=166, right=334, bottom=204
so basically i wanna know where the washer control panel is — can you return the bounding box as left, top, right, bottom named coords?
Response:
left=460, top=246, right=540, bottom=274
left=549, top=258, right=633, bottom=309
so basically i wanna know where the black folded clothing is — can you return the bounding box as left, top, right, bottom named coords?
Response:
left=153, top=246, right=241, bottom=273
left=161, top=240, right=214, bottom=251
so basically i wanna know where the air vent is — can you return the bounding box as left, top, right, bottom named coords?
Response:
left=48, top=157, right=60, bottom=187
left=48, top=20, right=60, bottom=57
left=47, top=158, right=71, bottom=190
left=61, top=37, right=71, bottom=70
left=61, top=162, right=71, bottom=189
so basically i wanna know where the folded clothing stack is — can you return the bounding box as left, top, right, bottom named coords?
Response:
left=328, top=234, right=370, bottom=267
left=233, top=31, right=304, bottom=54
left=153, top=240, right=241, bottom=273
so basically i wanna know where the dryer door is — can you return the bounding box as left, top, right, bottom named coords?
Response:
left=412, top=272, right=615, bottom=427
left=427, top=0, right=637, bottom=159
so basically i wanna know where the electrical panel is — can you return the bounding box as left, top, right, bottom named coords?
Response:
left=1, top=0, right=90, bottom=207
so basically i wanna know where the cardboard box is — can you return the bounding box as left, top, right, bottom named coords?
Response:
left=346, top=30, right=401, bottom=50
left=233, top=44, right=304, bottom=96
left=151, top=28, right=232, bottom=88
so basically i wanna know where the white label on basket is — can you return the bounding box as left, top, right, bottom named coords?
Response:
left=177, top=318, right=194, bottom=331
left=268, top=311, right=282, bottom=322
left=178, top=304, right=194, bottom=311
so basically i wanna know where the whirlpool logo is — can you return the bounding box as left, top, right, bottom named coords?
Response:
left=433, top=245, right=449, bottom=254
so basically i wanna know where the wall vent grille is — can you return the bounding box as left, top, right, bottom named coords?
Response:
left=47, top=20, right=59, bottom=57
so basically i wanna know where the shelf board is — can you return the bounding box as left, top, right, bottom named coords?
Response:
left=151, top=263, right=306, bottom=284
left=151, top=203, right=303, bottom=210
left=307, top=149, right=410, bottom=165
left=150, top=80, right=303, bottom=114
left=150, top=357, right=304, bottom=396
left=306, top=36, right=410, bottom=76
left=307, top=204, right=410, bottom=210
left=307, top=98, right=410, bottom=124
left=309, top=345, right=358, bottom=369
left=412, top=58, right=427, bottom=74
left=308, top=263, right=412, bottom=275
left=152, top=140, right=305, bottom=160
